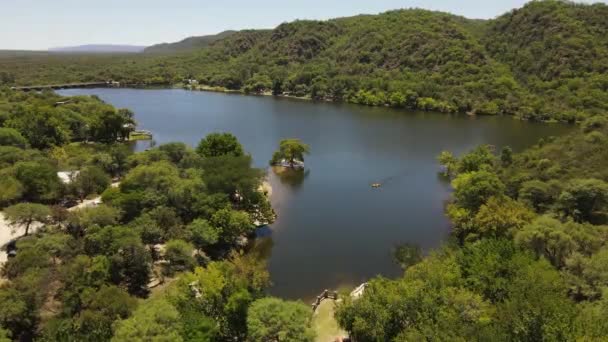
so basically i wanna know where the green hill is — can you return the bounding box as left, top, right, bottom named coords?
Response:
left=143, top=30, right=237, bottom=54
left=1, top=1, right=607, bottom=121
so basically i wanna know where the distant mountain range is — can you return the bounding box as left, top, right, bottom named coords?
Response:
left=49, top=45, right=147, bottom=53
left=143, top=31, right=236, bottom=54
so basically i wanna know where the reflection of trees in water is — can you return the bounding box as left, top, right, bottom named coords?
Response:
left=248, top=235, right=274, bottom=261
left=436, top=171, right=451, bottom=185
left=272, top=167, right=310, bottom=189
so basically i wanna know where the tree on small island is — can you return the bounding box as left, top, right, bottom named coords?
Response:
left=270, top=139, right=310, bottom=168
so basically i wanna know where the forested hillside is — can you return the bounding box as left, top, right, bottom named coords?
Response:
left=336, top=116, right=608, bottom=340
left=143, top=30, right=236, bottom=54
left=1, top=1, right=607, bottom=121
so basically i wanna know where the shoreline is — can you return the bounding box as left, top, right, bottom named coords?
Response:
left=178, top=84, right=574, bottom=124
left=36, top=82, right=573, bottom=124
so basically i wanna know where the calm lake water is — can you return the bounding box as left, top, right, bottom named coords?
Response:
left=59, top=88, right=572, bottom=300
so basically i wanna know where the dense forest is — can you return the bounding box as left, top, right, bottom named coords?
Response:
left=1, top=1, right=607, bottom=121
left=335, top=116, right=608, bottom=340
left=1, top=0, right=608, bottom=341
left=143, top=31, right=237, bottom=54
left=3, top=89, right=608, bottom=341
left=0, top=89, right=306, bottom=341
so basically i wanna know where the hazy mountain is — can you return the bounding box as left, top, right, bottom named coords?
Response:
left=144, top=30, right=237, bottom=54
left=49, top=45, right=147, bottom=53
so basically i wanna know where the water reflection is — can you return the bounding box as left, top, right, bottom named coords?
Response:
left=249, top=235, right=274, bottom=261
left=271, top=166, right=310, bottom=189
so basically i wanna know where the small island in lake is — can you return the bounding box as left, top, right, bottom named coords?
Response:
left=269, top=138, right=310, bottom=169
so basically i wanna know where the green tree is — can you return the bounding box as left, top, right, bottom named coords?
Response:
left=0, top=328, right=9, bottom=342
left=109, top=239, right=151, bottom=297
left=515, top=216, right=578, bottom=268
left=0, top=176, right=23, bottom=204
left=247, top=297, right=315, bottom=342
left=0, top=128, right=28, bottom=148
left=558, top=178, right=608, bottom=223
left=500, top=146, right=513, bottom=166
left=456, top=145, right=496, bottom=174
left=518, top=180, right=557, bottom=212
left=494, top=260, right=576, bottom=341
left=112, top=298, right=183, bottom=342
left=473, top=195, right=535, bottom=238
left=452, top=171, right=505, bottom=211
left=14, top=161, right=61, bottom=202
left=70, top=166, right=111, bottom=201
left=210, top=209, right=253, bottom=243
left=163, top=239, right=195, bottom=275
left=186, top=219, right=221, bottom=250
left=336, top=253, right=492, bottom=341
left=67, top=205, right=120, bottom=237
left=196, top=133, right=244, bottom=158
left=437, top=150, right=457, bottom=177
left=3, top=203, right=51, bottom=236
left=270, top=139, right=310, bottom=167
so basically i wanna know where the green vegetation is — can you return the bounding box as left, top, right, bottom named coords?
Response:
left=128, top=131, right=152, bottom=141
left=1, top=1, right=608, bottom=340
left=336, top=117, right=608, bottom=340
left=0, top=88, right=303, bottom=341
left=144, top=30, right=237, bottom=54
left=270, top=138, right=310, bottom=167
left=247, top=297, right=315, bottom=341
left=1, top=1, right=607, bottom=121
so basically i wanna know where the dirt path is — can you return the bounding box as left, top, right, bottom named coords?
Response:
left=312, top=299, right=347, bottom=342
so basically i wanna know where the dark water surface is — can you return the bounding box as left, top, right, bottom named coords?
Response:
left=59, top=88, right=572, bottom=300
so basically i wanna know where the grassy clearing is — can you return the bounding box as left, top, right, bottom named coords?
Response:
left=312, top=299, right=346, bottom=342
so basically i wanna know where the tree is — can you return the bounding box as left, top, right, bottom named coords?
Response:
left=456, top=145, right=496, bottom=174
left=458, top=238, right=533, bottom=303
left=437, top=151, right=457, bottom=177
left=89, top=108, right=135, bottom=143
left=575, top=291, right=608, bottom=339
left=109, top=239, right=151, bottom=297
left=186, top=219, right=221, bottom=250
left=14, top=161, right=61, bottom=202
left=0, top=328, right=10, bottom=342
left=163, top=239, right=195, bottom=275
left=473, top=195, right=535, bottom=238
left=336, top=253, right=492, bottom=341
left=3, top=203, right=51, bottom=236
left=247, top=297, right=315, bottom=342
left=494, top=260, right=576, bottom=341
left=210, top=209, right=253, bottom=243
left=67, top=205, right=120, bottom=237
left=0, top=176, right=23, bottom=205
left=500, top=146, right=513, bottom=166
left=515, top=216, right=578, bottom=268
left=270, top=139, right=310, bottom=168
left=112, top=298, right=183, bottom=342
left=70, top=166, right=111, bottom=201
left=558, top=178, right=608, bottom=223
left=452, top=171, right=505, bottom=211
left=0, top=128, right=28, bottom=148
left=518, top=180, right=557, bottom=212
left=196, top=133, right=244, bottom=158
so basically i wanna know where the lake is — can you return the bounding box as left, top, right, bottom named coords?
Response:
left=59, top=88, right=572, bottom=300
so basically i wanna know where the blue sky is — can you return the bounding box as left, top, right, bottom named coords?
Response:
left=0, top=0, right=604, bottom=50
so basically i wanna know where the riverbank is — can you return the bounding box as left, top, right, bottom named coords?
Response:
left=177, top=84, right=575, bottom=124
left=56, top=87, right=574, bottom=300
